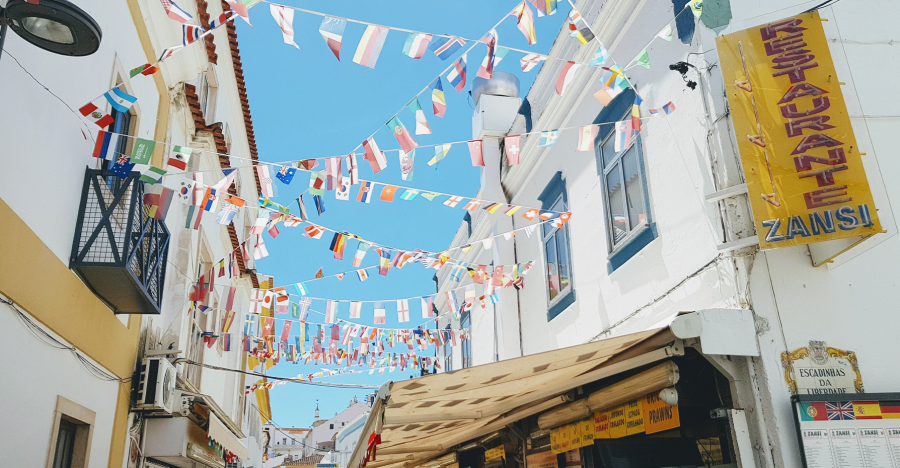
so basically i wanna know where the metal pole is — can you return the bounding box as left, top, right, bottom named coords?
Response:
left=0, top=20, right=8, bottom=64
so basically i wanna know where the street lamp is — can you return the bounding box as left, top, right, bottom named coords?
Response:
left=0, top=0, right=101, bottom=61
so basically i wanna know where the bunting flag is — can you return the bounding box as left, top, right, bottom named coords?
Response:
left=631, top=95, right=643, bottom=131
left=576, top=125, right=598, bottom=151
left=380, top=185, right=398, bottom=202
left=130, top=63, right=159, bottom=77
left=201, top=187, right=218, bottom=212
left=275, top=165, right=296, bottom=185
left=294, top=282, right=308, bottom=296
left=296, top=195, right=309, bottom=221
left=166, top=146, right=192, bottom=171
left=314, top=194, right=325, bottom=215
left=357, top=181, right=374, bottom=203
left=520, top=53, right=546, bottom=72
left=397, top=299, right=410, bottom=322
left=386, top=116, right=418, bottom=153
left=325, top=300, right=338, bottom=323
left=443, top=196, right=463, bottom=208
left=399, top=149, right=415, bottom=181
left=325, top=157, right=342, bottom=191
left=158, top=45, right=183, bottom=62
left=330, top=233, right=348, bottom=260
left=421, top=296, right=434, bottom=318
left=209, top=9, right=235, bottom=29
left=254, top=235, right=269, bottom=259
left=402, top=32, right=432, bottom=59
left=634, top=49, right=650, bottom=69
left=319, top=16, right=346, bottom=60
left=448, top=54, right=467, bottom=92
left=378, top=249, right=392, bottom=276
left=225, top=0, right=258, bottom=24
left=348, top=153, right=360, bottom=185
left=353, top=25, right=388, bottom=69
left=222, top=310, right=236, bottom=333
left=445, top=290, right=459, bottom=316
left=662, top=101, right=676, bottom=114
left=511, top=2, right=537, bottom=45
left=407, top=99, right=431, bottom=135
left=256, top=165, right=277, bottom=197
left=182, top=24, right=204, bottom=46
left=690, top=0, right=703, bottom=17
left=532, top=0, right=557, bottom=16
left=614, top=120, right=633, bottom=152
left=143, top=186, right=174, bottom=220
left=468, top=140, right=484, bottom=166
left=91, top=131, right=117, bottom=160
left=362, top=138, right=387, bottom=174
left=567, top=10, right=595, bottom=44
left=476, top=30, right=498, bottom=79
left=430, top=78, right=446, bottom=117
left=657, top=25, right=673, bottom=41
left=160, top=0, right=192, bottom=23
left=492, top=47, right=510, bottom=69
left=505, top=135, right=522, bottom=166
left=349, top=301, right=362, bottom=319
left=428, top=144, right=451, bottom=166
left=555, top=61, right=581, bottom=95
left=374, top=302, right=386, bottom=324
left=463, top=200, right=482, bottom=211
left=430, top=36, right=466, bottom=60
left=538, top=130, right=558, bottom=147
left=315, top=267, right=325, bottom=279
left=589, top=45, right=609, bottom=67
left=269, top=4, right=299, bottom=49
left=400, top=189, right=419, bottom=200
left=336, top=179, right=351, bottom=200
left=309, top=171, right=326, bottom=196
left=356, top=269, right=369, bottom=281
left=213, top=167, right=238, bottom=191
left=352, top=241, right=371, bottom=267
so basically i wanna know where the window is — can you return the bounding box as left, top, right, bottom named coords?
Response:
left=538, top=172, right=575, bottom=320
left=594, top=89, right=657, bottom=272
left=48, top=397, right=95, bottom=468
left=442, top=325, right=453, bottom=372
left=330, top=424, right=334, bottom=429
left=198, top=66, right=219, bottom=125
left=460, top=312, right=471, bottom=369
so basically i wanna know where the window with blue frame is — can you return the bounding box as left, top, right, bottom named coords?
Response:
left=460, top=311, right=471, bottom=368
left=594, top=89, right=656, bottom=272
left=538, top=172, right=575, bottom=320
left=442, top=324, right=453, bottom=372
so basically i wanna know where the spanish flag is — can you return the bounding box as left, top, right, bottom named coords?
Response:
left=853, top=401, right=882, bottom=419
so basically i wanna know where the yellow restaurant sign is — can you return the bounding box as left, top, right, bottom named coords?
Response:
left=717, top=11, right=880, bottom=249
left=484, top=445, right=505, bottom=461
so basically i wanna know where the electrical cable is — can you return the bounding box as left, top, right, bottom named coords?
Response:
left=175, top=358, right=379, bottom=389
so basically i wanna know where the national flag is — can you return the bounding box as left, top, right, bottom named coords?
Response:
left=212, top=168, right=238, bottom=191
left=503, top=205, right=521, bottom=216
left=325, top=300, right=338, bottom=323
left=421, top=192, right=439, bottom=201
left=216, top=197, right=243, bottom=225
left=658, top=25, right=673, bottom=41
left=313, top=195, right=325, bottom=215
left=551, top=212, right=572, bottom=228
left=421, top=296, right=434, bottom=318
left=269, top=4, right=299, bottom=49
left=577, top=125, right=598, bottom=151
left=260, top=196, right=289, bottom=214
left=256, top=165, right=277, bottom=197
left=79, top=102, right=115, bottom=128
left=158, top=45, right=183, bottom=62
left=294, top=282, right=308, bottom=296
left=253, top=235, right=269, bottom=259
left=397, top=300, right=409, bottom=322
left=350, top=301, right=362, bottom=319
left=325, top=157, right=342, bottom=191
left=209, top=9, right=235, bottom=29
left=429, top=144, right=451, bottom=166
left=505, top=135, right=522, bottom=166
left=407, top=99, right=431, bottom=135
left=614, top=120, right=633, bottom=152
left=444, top=196, right=463, bottom=208
left=374, top=302, right=386, bottom=324
left=308, top=171, right=326, bottom=196
left=634, top=49, right=650, bottom=69
left=690, top=0, right=702, bottom=17
left=521, top=208, right=540, bottom=221
left=275, top=165, right=296, bottom=185
left=881, top=401, right=900, bottom=419
left=399, top=149, right=415, bottom=181
left=225, top=0, right=259, bottom=25
left=356, top=269, right=369, bottom=281
left=352, top=241, right=371, bottom=267
left=853, top=401, right=883, bottom=419
left=330, top=232, right=347, bottom=260
left=109, top=154, right=135, bottom=179
left=160, top=0, right=192, bottom=23
left=184, top=205, right=204, bottom=230
left=357, top=181, right=374, bottom=203
left=431, top=78, right=446, bottom=117
left=182, top=24, right=204, bottom=45
left=293, top=195, right=308, bottom=221
left=274, top=287, right=290, bottom=314
left=448, top=54, right=467, bottom=92
left=143, top=186, right=174, bottom=220
left=538, top=130, right=558, bottom=147
left=402, top=33, right=432, bottom=59
left=336, top=179, right=351, bottom=200
left=378, top=249, right=392, bottom=276
left=532, top=0, right=557, bottom=16
left=662, top=101, right=676, bottom=114
left=166, top=146, right=192, bottom=171
left=250, top=211, right=268, bottom=235
left=315, top=267, right=324, bottom=279
left=631, top=95, right=643, bottom=131
left=520, top=53, right=546, bottom=72
left=477, top=30, right=498, bottom=79
left=567, top=10, right=595, bottom=44
left=101, top=88, right=137, bottom=115
left=483, top=203, right=503, bottom=214
left=445, top=290, right=459, bottom=316
left=430, top=36, right=466, bottom=60
left=386, top=116, right=418, bottom=153
left=92, top=131, right=118, bottom=160
left=826, top=401, right=856, bottom=420
left=465, top=140, right=485, bottom=166
left=169, top=177, right=195, bottom=204
left=464, top=199, right=482, bottom=211
left=347, top=153, right=359, bottom=185
left=555, top=61, right=581, bottom=95
left=362, top=138, right=387, bottom=174
left=511, top=2, right=537, bottom=45
left=201, top=187, right=218, bottom=211
left=129, top=63, right=159, bottom=77
left=319, top=16, right=345, bottom=60
left=401, top=189, right=419, bottom=201
left=589, top=45, right=609, bottom=67
left=380, top=185, right=398, bottom=202
left=353, top=25, right=388, bottom=69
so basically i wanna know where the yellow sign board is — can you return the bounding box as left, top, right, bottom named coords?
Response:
left=550, top=426, right=562, bottom=454
left=717, top=11, right=880, bottom=249
left=624, top=399, right=645, bottom=436
left=579, top=418, right=594, bottom=446
left=485, top=445, right=505, bottom=461
left=592, top=411, right=610, bottom=439
left=568, top=421, right=582, bottom=448
left=643, top=392, right=680, bottom=434
left=607, top=405, right=627, bottom=439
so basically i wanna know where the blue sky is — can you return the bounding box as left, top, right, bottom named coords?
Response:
left=236, top=0, right=568, bottom=429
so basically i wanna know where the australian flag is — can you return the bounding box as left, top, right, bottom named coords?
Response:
left=276, top=165, right=296, bottom=184
left=109, top=155, right=135, bottom=179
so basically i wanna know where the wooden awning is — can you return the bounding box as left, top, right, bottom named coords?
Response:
left=348, top=328, right=679, bottom=468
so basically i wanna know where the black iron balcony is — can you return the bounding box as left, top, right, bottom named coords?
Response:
left=70, top=168, right=169, bottom=314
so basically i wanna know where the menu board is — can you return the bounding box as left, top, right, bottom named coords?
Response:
left=794, top=394, right=900, bottom=468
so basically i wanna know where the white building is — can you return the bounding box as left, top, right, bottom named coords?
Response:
left=302, top=400, right=371, bottom=457
left=423, top=0, right=900, bottom=467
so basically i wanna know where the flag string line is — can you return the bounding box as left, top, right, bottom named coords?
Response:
left=261, top=0, right=604, bottom=67
left=619, top=4, right=693, bottom=71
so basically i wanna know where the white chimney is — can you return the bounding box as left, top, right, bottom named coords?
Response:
left=471, top=72, right=521, bottom=202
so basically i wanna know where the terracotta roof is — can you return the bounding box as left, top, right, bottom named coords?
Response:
left=194, top=0, right=218, bottom=64
left=184, top=83, right=257, bottom=289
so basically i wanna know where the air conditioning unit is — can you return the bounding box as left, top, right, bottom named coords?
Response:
left=136, top=357, right=177, bottom=413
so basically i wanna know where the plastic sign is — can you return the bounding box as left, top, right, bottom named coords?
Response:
left=717, top=11, right=880, bottom=249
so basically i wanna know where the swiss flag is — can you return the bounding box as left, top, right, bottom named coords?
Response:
left=505, top=135, right=522, bottom=166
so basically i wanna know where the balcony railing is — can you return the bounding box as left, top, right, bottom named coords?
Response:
left=70, top=169, right=169, bottom=314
